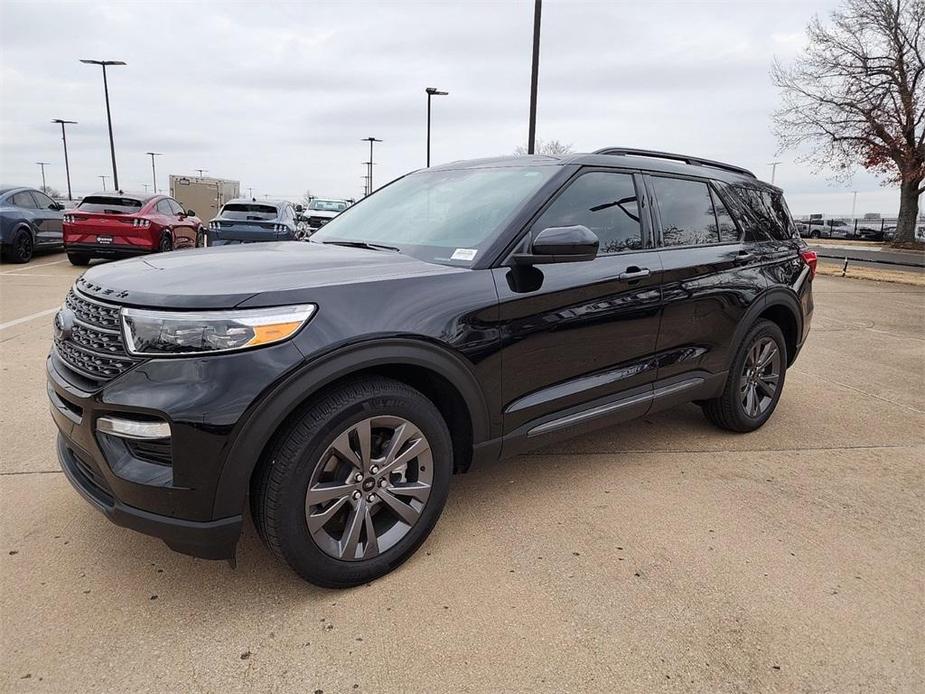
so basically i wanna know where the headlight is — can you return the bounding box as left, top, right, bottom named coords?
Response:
left=121, top=304, right=316, bottom=356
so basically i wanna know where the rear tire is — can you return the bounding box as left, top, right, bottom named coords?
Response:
left=159, top=233, right=173, bottom=253
left=251, top=376, right=453, bottom=588
left=67, top=253, right=90, bottom=266
left=702, top=319, right=787, bottom=433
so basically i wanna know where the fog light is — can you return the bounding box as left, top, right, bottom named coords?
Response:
left=96, top=415, right=170, bottom=440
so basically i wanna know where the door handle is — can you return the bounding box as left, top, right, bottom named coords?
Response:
left=734, top=251, right=754, bottom=263
left=618, top=266, right=651, bottom=281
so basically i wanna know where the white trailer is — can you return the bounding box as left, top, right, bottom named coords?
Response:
left=169, top=175, right=240, bottom=222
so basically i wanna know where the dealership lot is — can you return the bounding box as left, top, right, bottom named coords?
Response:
left=1, top=253, right=923, bottom=692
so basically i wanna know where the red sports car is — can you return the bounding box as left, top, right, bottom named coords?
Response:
left=63, top=193, right=205, bottom=266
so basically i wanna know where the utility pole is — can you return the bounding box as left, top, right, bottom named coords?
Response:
left=768, top=161, right=781, bottom=184
left=35, top=162, right=50, bottom=193
left=146, top=152, right=162, bottom=193
left=361, top=137, right=381, bottom=193
left=247, top=187, right=254, bottom=199
left=527, top=0, right=542, bottom=154
left=195, top=169, right=208, bottom=179
left=142, top=184, right=149, bottom=193
left=80, top=59, right=126, bottom=190
left=425, top=87, right=448, bottom=167
left=99, top=175, right=108, bottom=191
left=851, top=191, right=858, bottom=219
left=51, top=119, right=77, bottom=200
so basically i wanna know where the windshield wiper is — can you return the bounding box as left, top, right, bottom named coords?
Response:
left=320, top=240, right=401, bottom=253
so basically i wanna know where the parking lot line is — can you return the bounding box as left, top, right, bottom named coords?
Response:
left=0, top=307, right=58, bottom=331
left=0, top=258, right=69, bottom=275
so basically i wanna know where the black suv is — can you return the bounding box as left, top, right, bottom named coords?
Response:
left=48, top=148, right=815, bottom=587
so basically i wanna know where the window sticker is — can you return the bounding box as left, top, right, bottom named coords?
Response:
left=450, top=248, right=478, bottom=261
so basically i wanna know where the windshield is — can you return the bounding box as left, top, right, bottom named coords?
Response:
left=78, top=196, right=143, bottom=214
left=309, top=199, right=348, bottom=212
left=220, top=203, right=279, bottom=221
left=312, top=165, right=557, bottom=265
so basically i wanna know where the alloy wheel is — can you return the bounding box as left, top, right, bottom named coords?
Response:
left=305, top=415, right=433, bottom=561
left=740, top=336, right=781, bottom=418
left=15, top=233, right=33, bottom=261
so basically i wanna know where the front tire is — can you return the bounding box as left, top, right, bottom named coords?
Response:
left=251, top=377, right=453, bottom=588
left=702, top=319, right=787, bottom=432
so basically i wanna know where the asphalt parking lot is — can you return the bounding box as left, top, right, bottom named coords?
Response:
left=1, top=252, right=923, bottom=693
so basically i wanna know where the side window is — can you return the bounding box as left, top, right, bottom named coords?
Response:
left=731, top=186, right=796, bottom=241
left=710, top=188, right=740, bottom=242
left=31, top=191, right=57, bottom=209
left=651, top=176, right=718, bottom=246
left=532, top=171, right=642, bottom=254
left=11, top=192, right=37, bottom=209
left=167, top=199, right=184, bottom=215
left=156, top=200, right=173, bottom=215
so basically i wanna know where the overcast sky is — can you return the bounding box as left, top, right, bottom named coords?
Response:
left=0, top=0, right=906, bottom=216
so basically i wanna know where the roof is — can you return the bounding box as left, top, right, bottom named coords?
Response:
left=430, top=150, right=775, bottom=189
left=0, top=185, right=34, bottom=196
left=223, top=198, right=287, bottom=208
left=82, top=192, right=158, bottom=202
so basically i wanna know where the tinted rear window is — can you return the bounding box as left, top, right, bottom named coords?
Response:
left=220, top=204, right=279, bottom=220
left=78, top=196, right=143, bottom=214
left=731, top=187, right=797, bottom=241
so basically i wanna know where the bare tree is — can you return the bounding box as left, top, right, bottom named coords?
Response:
left=772, top=0, right=925, bottom=244
left=300, top=189, right=314, bottom=208
left=514, top=138, right=574, bottom=156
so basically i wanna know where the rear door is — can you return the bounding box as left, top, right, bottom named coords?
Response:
left=493, top=169, right=663, bottom=445
left=30, top=191, right=63, bottom=245
left=648, top=174, right=767, bottom=387
left=166, top=198, right=195, bottom=248
left=10, top=191, right=40, bottom=238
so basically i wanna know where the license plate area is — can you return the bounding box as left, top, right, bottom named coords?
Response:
left=96, top=235, right=113, bottom=245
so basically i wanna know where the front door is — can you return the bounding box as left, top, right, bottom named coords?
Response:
left=29, top=191, right=64, bottom=245
left=492, top=169, right=663, bottom=447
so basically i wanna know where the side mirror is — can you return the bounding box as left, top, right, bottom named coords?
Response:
left=512, top=225, right=599, bottom=265
left=186, top=209, right=195, bottom=217
left=53, top=202, right=65, bottom=211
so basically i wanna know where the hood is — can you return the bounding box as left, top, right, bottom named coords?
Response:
left=75, top=241, right=465, bottom=309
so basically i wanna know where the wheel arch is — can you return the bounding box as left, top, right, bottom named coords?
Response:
left=212, top=338, right=491, bottom=518
left=726, top=288, right=803, bottom=370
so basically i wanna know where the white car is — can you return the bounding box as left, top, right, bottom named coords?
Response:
left=302, top=198, right=350, bottom=232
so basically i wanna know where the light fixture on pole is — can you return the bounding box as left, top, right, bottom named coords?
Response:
left=51, top=119, right=77, bottom=200
left=145, top=152, right=162, bottom=194
left=80, top=59, right=126, bottom=190
left=527, top=0, right=542, bottom=154
left=35, top=162, right=50, bottom=193
left=195, top=169, right=207, bottom=179
left=425, top=87, right=448, bottom=167
left=361, top=137, right=382, bottom=193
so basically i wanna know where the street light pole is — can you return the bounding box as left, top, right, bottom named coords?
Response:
left=527, top=0, right=542, bottom=154
left=425, top=87, right=448, bottom=167
left=146, top=152, right=162, bottom=193
left=35, top=162, right=50, bottom=193
left=361, top=137, right=382, bottom=193
left=851, top=191, right=858, bottom=219
left=99, top=175, right=108, bottom=191
left=768, top=161, right=781, bottom=184
left=51, top=119, right=77, bottom=200
left=196, top=169, right=207, bottom=179
left=80, top=59, right=126, bottom=191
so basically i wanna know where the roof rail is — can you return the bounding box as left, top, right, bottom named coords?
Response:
left=593, top=147, right=756, bottom=179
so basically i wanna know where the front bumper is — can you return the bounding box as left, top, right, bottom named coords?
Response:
left=57, top=435, right=241, bottom=559
left=47, top=336, right=305, bottom=560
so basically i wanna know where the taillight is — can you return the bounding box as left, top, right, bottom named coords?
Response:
left=132, top=218, right=151, bottom=228
left=800, top=249, right=818, bottom=279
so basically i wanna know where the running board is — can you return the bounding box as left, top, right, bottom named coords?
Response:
left=527, top=377, right=704, bottom=438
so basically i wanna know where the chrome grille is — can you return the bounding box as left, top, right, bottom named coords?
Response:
left=54, top=289, right=141, bottom=383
